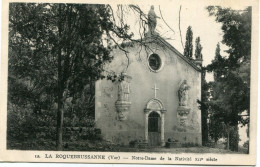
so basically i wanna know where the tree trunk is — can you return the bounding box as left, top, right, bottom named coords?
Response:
left=56, top=4, right=64, bottom=151
left=229, top=115, right=239, bottom=152
left=247, top=124, right=249, bottom=154
left=202, top=109, right=208, bottom=145
left=214, top=141, right=217, bottom=148
left=201, top=70, right=208, bottom=146
left=229, top=125, right=239, bottom=152
left=229, top=112, right=239, bottom=152
left=227, top=131, right=229, bottom=150
left=56, top=43, right=64, bottom=150
left=56, top=88, right=64, bottom=150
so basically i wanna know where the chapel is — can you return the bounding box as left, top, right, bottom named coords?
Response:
left=95, top=6, right=202, bottom=146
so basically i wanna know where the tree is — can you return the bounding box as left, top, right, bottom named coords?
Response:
left=183, top=26, right=193, bottom=59
left=206, top=7, right=251, bottom=151
left=195, top=37, right=202, bottom=59
left=9, top=3, right=134, bottom=150
left=195, top=38, right=208, bottom=145
left=208, top=114, right=225, bottom=144
left=199, top=68, right=210, bottom=146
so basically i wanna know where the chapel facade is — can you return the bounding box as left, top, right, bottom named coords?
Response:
left=95, top=7, right=202, bottom=146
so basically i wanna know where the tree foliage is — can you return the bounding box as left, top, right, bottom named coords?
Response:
left=8, top=3, right=134, bottom=150
left=183, top=26, right=193, bottom=59
left=206, top=6, right=251, bottom=151
left=195, top=37, right=203, bottom=59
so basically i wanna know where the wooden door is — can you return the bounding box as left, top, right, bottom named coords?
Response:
left=148, top=111, right=161, bottom=146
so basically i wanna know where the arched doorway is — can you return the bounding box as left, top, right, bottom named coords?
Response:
left=144, top=98, right=166, bottom=146
left=148, top=111, right=161, bottom=146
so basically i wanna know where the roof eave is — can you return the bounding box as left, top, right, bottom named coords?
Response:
left=156, top=36, right=202, bottom=72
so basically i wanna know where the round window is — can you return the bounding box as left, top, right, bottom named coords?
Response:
left=148, top=54, right=161, bottom=71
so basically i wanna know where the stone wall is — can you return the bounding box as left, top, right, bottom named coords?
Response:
left=96, top=40, right=202, bottom=146
left=7, top=126, right=102, bottom=150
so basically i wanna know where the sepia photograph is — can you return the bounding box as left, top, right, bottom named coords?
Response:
left=0, top=0, right=258, bottom=165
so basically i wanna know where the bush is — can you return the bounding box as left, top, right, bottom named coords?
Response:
left=7, top=102, right=99, bottom=150
left=182, top=142, right=199, bottom=147
left=129, top=140, right=138, bottom=148
left=7, top=103, right=57, bottom=142
left=243, top=140, right=249, bottom=148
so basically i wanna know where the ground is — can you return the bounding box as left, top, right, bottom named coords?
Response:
left=122, top=147, right=246, bottom=153
left=61, top=140, right=247, bottom=153
left=7, top=140, right=248, bottom=154
left=91, top=146, right=247, bottom=154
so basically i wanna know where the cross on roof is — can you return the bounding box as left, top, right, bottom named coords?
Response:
left=152, top=84, right=159, bottom=98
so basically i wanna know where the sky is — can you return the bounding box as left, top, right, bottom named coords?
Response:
left=111, top=3, right=248, bottom=82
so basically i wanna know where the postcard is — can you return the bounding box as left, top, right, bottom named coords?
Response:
left=0, top=0, right=258, bottom=165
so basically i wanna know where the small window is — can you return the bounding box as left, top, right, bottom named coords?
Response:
left=148, top=54, right=161, bottom=71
